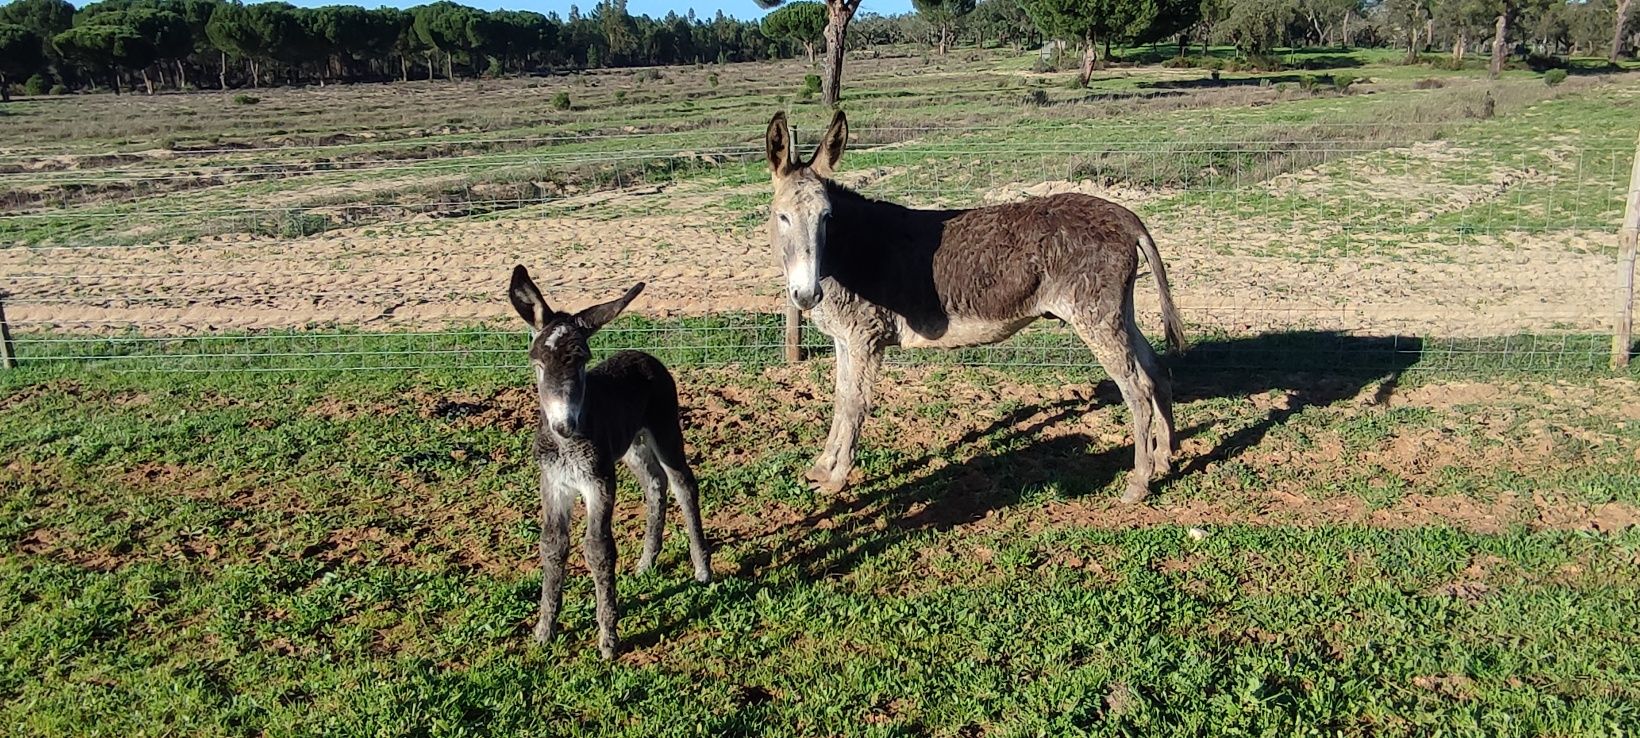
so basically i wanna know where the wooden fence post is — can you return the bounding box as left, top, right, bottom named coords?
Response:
left=0, top=293, right=17, bottom=370
left=784, top=123, right=804, bottom=364
left=1613, top=131, right=1640, bottom=370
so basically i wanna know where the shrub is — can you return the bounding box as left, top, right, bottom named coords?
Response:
left=232, top=94, right=260, bottom=105
left=1524, top=53, right=1566, bottom=72
left=1332, top=73, right=1357, bottom=92
left=1297, top=74, right=1320, bottom=93
left=1543, top=68, right=1568, bottom=86
left=1064, top=74, right=1086, bottom=89
left=1244, top=54, right=1283, bottom=71
left=1258, top=77, right=1272, bottom=88
left=1412, top=77, right=1445, bottom=90
left=1031, top=57, right=1056, bottom=73
left=550, top=91, right=571, bottom=110
left=716, top=50, right=728, bottom=65
left=707, top=72, right=719, bottom=87
left=1428, top=56, right=1466, bottom=71
left=800, top=73, right=821, bottom=97
left=614, top=90, right=626, bottom=103
left=24, top=74, right=47, bottom=96
left=49, top=84, right=68, bottom=95
left=1025, top=88, right=1050, bottom=106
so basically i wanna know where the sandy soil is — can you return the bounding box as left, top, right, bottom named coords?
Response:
left=0, top=180, right=1617, bottom=337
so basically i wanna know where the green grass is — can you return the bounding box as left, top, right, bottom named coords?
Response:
left=3, top=349, right=1640, bottom=736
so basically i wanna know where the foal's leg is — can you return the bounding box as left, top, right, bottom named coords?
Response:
left=808, top=339, right=882, bottom=493
left=649, top=423, right=712, bottom=583
left=1071, top=313, right=1158, bottom=504
left=533, top=473, right=574, bottom=643
left=582, top=481, right=620, bottom=659
left=622, top=441, right=669, bottom=575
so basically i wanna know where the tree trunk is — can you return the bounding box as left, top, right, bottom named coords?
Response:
left=1, top=77, right=9, bottom=102
left=1489, top=12, right=1507, bottom=79
left=426, top=53, right=435, bottom=80
left=1424, top=19, right=1434, bottom=52
left=1614, top=0, right=1634, bottom=62
left=939, top=24, right=949, bottom=55
left=445, top=52, right=453, bottom=81
left=401, top=55, right=409, bottom=82
left=821, top=0, right=856, bottom=108
left=1080, top=32, right=1095, bottom=85
left=1405, top=29, right=1419, bottom=64
left=1342, top=12, right=1353, bottom=47
left=1103, top=35, right=1111, bottom=66
left=175, top=59, right=187, bottom=90
left=1453, top=33, right=1466, bottom=62
left=111, top=70, right=121, bottom=95
left=805, top=41, right=815, bottom=63
left=219, top=51, right=228, bottom=90
left=250, top=59, right=260, bottom=88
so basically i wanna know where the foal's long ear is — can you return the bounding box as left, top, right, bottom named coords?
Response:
left=508, top=264, right=551, bottom=330
left=810, top=110, right=848, bottom=177
left=575, top=282, right=645, bottom=334
left=765, top=111, right=793, bottom=175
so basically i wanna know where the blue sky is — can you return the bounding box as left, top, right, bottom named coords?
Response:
left=287, top=0, right=916, bottom=21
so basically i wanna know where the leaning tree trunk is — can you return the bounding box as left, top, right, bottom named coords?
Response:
left=1342, top=12, right=1353, bottom=47
left=821, top=0, right=858, bottom=108
left=219, top=51, right=228, bottom=90
left=250, top=59, right=260, bottom=88
left=1614, top=0, right=1634, bottom=62
left=141, top=67, right=154, bottom=95
left=425, top=53, right=435, bottom=80
left=400, top=55, right=409, bottom=82
left=175, top=59, right=187, bottom=90
left=1489, top=12, right=1507, bottom=79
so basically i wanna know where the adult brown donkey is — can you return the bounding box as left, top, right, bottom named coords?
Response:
left=766, top=110, right=1186, bottom=504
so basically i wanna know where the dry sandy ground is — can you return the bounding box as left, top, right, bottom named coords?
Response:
left=0, top=156, right=1622, bottom=337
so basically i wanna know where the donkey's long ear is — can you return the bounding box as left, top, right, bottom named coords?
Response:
left=810, top=110, right=848, bottom=176
left=575, top=282, right=645, bottom=333
left=765, top=111, right=793, bottom=174
left=508, top=265, right=551, bottom=330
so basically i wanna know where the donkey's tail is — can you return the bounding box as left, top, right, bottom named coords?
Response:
left=1135, top=224, right=1186, bottom=354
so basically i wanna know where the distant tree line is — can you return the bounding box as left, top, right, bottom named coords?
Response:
left=0, top=0, right=806, bottom=96
left=0, top=0, right=1635, bottom=99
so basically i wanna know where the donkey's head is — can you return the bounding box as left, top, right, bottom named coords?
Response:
left=508, top=265, right=644, bottom=438
left=765, top=110, right=848, bottom=311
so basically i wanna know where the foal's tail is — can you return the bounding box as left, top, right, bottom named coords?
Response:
left=1135, top=223, right=1186, bottom=354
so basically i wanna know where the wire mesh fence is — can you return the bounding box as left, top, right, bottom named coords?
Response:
left=2, top=121, right=1635, bottom=375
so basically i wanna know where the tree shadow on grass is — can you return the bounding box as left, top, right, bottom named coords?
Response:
left=626, top=330, right=1424, bottom=647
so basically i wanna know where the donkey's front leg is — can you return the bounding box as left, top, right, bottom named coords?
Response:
left=583, top=482, right=621, bottom=659
left=805, top=337, right=852, bottom=484
left=533, top=475, right=573, bottom=644
left=809, top=340, right=882, bottom=493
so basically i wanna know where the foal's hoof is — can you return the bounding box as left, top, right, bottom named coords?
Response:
left=532, top=619, right=556, bottom=644
left=1119, top=480, right=1150, bottom=505
left=598, top=637, right=619, bottom=660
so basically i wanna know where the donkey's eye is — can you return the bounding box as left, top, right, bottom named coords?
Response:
left=778, top=213, right=790, bottom=226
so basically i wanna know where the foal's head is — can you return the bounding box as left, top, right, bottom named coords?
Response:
left=765, top=110, right=848, bottom=311
left=508, top=265, right=644, bottom=438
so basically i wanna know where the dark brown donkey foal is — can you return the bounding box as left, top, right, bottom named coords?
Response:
left=765, top=111, right=1187, bottom=503
left=508, top=265, right=710, bottom=659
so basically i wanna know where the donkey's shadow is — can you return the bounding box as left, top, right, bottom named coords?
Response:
left=626, top=330, right=1422, bottom=647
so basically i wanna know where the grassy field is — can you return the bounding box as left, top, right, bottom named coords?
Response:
left=3, top=45, right=1640, bottom=735
left=3, top=341, right=1640, bottom=735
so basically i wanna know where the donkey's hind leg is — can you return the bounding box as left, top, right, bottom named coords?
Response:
left=647, top=425, right=712, bottom=583
left=1126, top=302, right=1177, bottom=475
left=622, top=440, right=669, bottom=575
left=1070, top=311, right=1159, bottom=504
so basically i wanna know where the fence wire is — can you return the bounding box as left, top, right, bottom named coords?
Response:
left=2, top=122, right=1634, bottom=375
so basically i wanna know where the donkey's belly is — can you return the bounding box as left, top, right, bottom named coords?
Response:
left=896, top=315, right=1035, bottom=349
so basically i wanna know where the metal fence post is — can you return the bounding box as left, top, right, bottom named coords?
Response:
left=1613, top=131, right=1640, bottom=370
left=0, top=293, right=16, bottom=369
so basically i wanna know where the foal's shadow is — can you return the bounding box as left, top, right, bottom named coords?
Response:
left=627, top=330, right=1422, bottom=647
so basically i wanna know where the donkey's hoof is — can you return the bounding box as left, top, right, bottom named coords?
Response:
left=598, top=638, right=619, bottom=660
left=1152, top=456, right=1173, bottom=477
left=803, top=464, right=833, bottom=484
left=1119, top=481, right=1150, bottom=505
left=532, top=619, right=557, bottom=644
left=808, top=476, right=849, bottom=495
left=635, top=556, right=657, bottom=575
left=693, top=567, right=712, bottom=584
